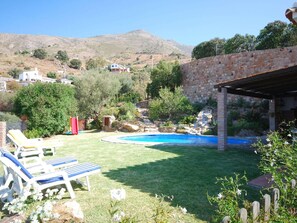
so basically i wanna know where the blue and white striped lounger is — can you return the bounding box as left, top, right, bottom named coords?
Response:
left=0, top=149, right=101, bottom=199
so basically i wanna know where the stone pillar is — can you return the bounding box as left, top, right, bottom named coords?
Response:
left=269, top=98, right=276, bottom=131
left=217, top=88, right=227, bottom=151
left=0, top=121, right=6, bottom=148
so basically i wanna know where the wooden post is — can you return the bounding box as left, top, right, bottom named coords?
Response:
left=272, top=188, right=280, bottom=213
left=263, top=194, right=271, bottom=222
left=239, top=208, right=248, bottom=223
left=252, top=201, right=260, bottom=223
left=221, top=216, right=231, bottom=223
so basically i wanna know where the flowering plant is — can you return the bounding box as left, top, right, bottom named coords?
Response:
left=2, top=188, right=65, bottom=223
left=207, top=173, right=248, bottom=222
left=254, top=131, right=297, bottom=220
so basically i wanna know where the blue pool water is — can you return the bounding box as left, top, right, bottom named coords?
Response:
left=119, top=134, right=252, bottom=145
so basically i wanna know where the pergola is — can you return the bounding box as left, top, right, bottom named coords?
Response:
left=214, top=65, right=297, bottom=150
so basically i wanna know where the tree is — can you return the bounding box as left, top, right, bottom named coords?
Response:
left=192, top=38, right=225, bottom=59
left=149, top=87, right=193, bottom=120
left=47, top=72, right=57, bottom=79
left=256, top=20, right=288, bottom=50
left=74, top=70, right=121, bottom=118
left=224, top=34, right=256, bottom=54
left=86, top=57, right=107, bottom=70
left=33, top=48, right=47, bottom=59
left=8, top=68, right=23, bottom=79
left=69, top=59, right=82, bottom=69
left=14, top=83, right=77, bottom=136
left=132, top=69, right=151, bottom=100
left=147, top=61, right=182, bottom=98
left=56, top=50, right=69, bottom=63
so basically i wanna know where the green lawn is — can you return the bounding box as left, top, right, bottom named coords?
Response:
left=3, top=131, right=261, bottom=222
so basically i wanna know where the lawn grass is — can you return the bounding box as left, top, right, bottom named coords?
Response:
left=2, top=131, right=261, bottom=222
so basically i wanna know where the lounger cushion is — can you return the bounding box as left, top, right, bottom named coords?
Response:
left=45, top=157, right=77, bottom=167
left=37, top=163, right=101, bottom=184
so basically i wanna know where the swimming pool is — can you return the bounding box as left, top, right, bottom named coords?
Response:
left=103, top=133, right=253, bottom=146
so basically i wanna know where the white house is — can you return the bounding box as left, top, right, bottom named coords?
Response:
left=19, top=68, right=42, bottom=82
left=109, top=64, right=130, bottom=73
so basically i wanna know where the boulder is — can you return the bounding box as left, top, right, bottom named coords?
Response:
left=122, top=123, right=140, bottom=132
left=53, top=200, right=84, bottom=222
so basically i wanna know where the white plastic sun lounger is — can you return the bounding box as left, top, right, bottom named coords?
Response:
left=0, top=149, right=101, bottom=199
left=7, top=129, right=63, bottom=157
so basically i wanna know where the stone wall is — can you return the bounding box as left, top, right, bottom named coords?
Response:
left=181, top=46, right=297, bottom=103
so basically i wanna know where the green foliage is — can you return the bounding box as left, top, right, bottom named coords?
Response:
left=117, top=92, right=141, bottom=103
left=207, top=174, right=249, bottom=222
left=256, top=20, right=288, bottom=50
left=14, top=83, right=77, bottom=136
left=224, top=34, right=256, bottom=54
left=147, top=61, right=182, bottom=98
left=74, top=70, right=121, bottom=118
left=46, top=72, right=57, bottom=79
left=69, top=58, right=82, bottom=69
left=191, top=38, right=225, bottom=59
left=0, top=112, right=20, bottom=122
left=55, top=50, right=69, bottom=63
left=179, top=115, right=196, bottom=125
left=132, top=69, right=151, bottom=100
left=0, top=92, right=16, bottom=112
left=23, top=129, right=42, bottom=138
left=86, top=57, right=107, bottom=70
left=8, top=68, right=23, bottom=79
left=254, top=131, right=297, bottom=222
left=149, top=87, right=193, bottom=121
left=118, top=102, right=137, bottom=121
left=33, top=48, right=47, bottom=59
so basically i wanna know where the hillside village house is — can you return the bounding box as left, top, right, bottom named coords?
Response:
left=19, top=68, right=42, bottom=82
left=109, top=63, right=130, bottom=73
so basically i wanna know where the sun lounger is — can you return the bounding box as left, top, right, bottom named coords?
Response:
left=7, top=129, right=63, bottom=157
left=0, top=148, right=101, bottom=199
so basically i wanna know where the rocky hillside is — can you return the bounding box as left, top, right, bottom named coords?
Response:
left=0, top=30, right=193, bottom=76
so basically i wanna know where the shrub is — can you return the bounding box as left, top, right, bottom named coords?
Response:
left=179, top=115, right=196, bottom=125
left=149, top=87, right=193, bottom=121
left=23, top=129, right=42, bottom=138
left=14, top=83, right=77, bottom=136
left=55, top=50, right=69, bottom=63
left=47, top=72, right=57, bottom=79
left=0, top=92, right=16, bottom=111
left=33, top=48, right=47, bottom=59
left=8, top=68, right=23, bottom=79
left=69, top=59, right=82, bottom=69
left=0, top=112, right=20, bottom=122
left=118, top=102, right=137, bottom=121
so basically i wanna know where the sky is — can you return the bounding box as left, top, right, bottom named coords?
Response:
left=0, top=0, right=295, bottom=46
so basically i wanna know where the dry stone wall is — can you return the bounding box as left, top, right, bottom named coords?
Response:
left=181, top=46, right=297, bottom=103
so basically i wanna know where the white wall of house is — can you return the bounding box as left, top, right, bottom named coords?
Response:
left=19, top=68, right=42, bottom=82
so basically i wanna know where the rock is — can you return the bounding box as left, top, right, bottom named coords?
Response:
left=122, top=123, right=140, bottom=132
left=53, top=200, right=84, bottom=222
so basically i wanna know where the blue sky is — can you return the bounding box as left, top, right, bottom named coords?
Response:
left=0, top=0, right=294, bottom=46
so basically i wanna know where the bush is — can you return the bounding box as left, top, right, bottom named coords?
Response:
left=23, top=129, right=42, bottom=138
left=14, top=83, right=77, bottom=137
left=69, top=59, right=82, bottom=69
left=179, top=115, right=196, bottom=125
left=149, top=87, right=193, bottom=121
left=0, top=112, right=20, bottom=122
left=33, top=48, right=47, bottom=59
left=8, top=68, right=23, bottom=79
left=56, top=50, right=69, bottom=63
left=47, top=72, right=57, bottom=79
left=0, top=92, right=16, bottom=112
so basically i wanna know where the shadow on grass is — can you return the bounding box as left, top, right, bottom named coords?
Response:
left=104, top=145, right=260, bottom=221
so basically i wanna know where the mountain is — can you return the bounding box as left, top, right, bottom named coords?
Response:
left=0, top=30, right=193, bottom=76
